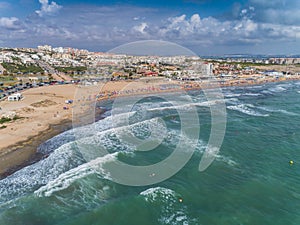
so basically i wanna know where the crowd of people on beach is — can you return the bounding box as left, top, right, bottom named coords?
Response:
left=72, top=76, right=298, bottom=105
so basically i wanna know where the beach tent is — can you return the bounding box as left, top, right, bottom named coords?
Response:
left=7, top=93, right=23, bottom=101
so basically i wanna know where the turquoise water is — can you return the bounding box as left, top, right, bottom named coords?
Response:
left=1, top=81, right=300, bottom=225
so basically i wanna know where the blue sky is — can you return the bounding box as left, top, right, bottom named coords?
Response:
left=0, top=0, right=299, bottom=55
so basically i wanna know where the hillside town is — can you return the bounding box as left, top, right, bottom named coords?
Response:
left=0, top=45, right=300, bottom=100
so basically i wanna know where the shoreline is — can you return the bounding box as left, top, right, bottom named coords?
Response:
left=0, top=78, right=299, bottom=179
left=0, top=119, right=72, bottom=178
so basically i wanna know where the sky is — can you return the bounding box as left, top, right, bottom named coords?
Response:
left=0, top=0, right=299, bottom=55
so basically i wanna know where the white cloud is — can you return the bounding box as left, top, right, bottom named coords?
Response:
left=135, top=12, right=299, bottom=49
left=133, top=22, right=148, bottom=34
left=158, top=14, right=203, bottom=37
left=35, top=0, right=62, bottom=16
left=240, top=6, right=255, bottom=19
left=190, top=14, right=201, bottom=26
left=0, top=17, right=20, bottom=29
left=247, top=0, right=300, bottom=25
left=0, top=4, right=299, bottom=54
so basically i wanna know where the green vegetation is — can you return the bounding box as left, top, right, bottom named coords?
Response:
left=56, top=66, right=87, bottom=73
left=11, top=56, right=21, bottom=62
left=2, top=48, right=17, bottom=52
left=238, top=62, right=269, bottom=67
left=0, top=125, right=7, bottom=129
left=0, top=115, right=22, bottom=124
left=0, top=76, right=15, bottom=82
left=13, top=115, right=22, bottom=120
left=1, top=48, right=37, bottom=55
left=0, top=117, right=12, bottom=124
left=1, top=62, right=43, bottom=74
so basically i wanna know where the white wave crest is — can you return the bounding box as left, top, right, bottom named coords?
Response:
left=0, top=143, right=83, bottom=204
left=243, top=93, right=262, bottom=97
left=140, top=187, right=177, bottom=202
left=257, top=106, right=298, bottom=116
left=224, top=93, right=241, bottom=98
left=227, top=104, right=269, bottom=117
left=140, top=187, right=190, bottom=225
left=35, top=153, right=117, bottom=197
left=268, top=86, right=286, bottom=93
left=225, top=98, right=239, bottom=104
left=148, top=100, right=224, bottom=112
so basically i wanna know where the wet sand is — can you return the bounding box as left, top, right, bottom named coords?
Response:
left=0, top=119, right=72, bottom=178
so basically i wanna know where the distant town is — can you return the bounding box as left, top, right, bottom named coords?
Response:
left=0, top=45, right=300, bottom=100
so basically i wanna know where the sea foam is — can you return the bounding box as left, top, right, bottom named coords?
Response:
left=140, top=187, right=190, bottom=225
left=227, top=104, right=269, bottom=117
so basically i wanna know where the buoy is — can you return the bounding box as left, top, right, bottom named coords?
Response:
left=179, top=198, right=183, bottom=203
left=290, top=160, right=294, bottom=165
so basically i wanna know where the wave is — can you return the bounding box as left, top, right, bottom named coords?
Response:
left=245, top=85, right=264, bottom=89
left=140, top=187, right=190, bottom=225
left=224, top=93, right=241, bottom=98
left=42, top=105, right=171, bottom=154
left=261, top=90, right=273, bottom=95
left=140, top=187, right=178, bottom=202
left=224, top=92, right=262, bottom=99
left=77, top=117, right=168, bottom=156
left=243, top=93, right=262, bottom=97
left=277, top=83, right=293, bottom=88
left=0, top=143, right=84, bottom=204
left=260, top=84, right=290, bottom=95
left=257, top=106, right=298, bottom=116
left=39, top=110, right=138, bottom=154
left=192, top=143, right=237, bottom=167
left=227, top=104, right=269, bottom=117
left=225, top=98, right=239, bottom=104
left=148, top=100, right=225, bottom=112
left=268, top=86, right=286, bottom=93
left=35, top=153, right=117, bottom=197
left=210, top=150, right=237, bottom=167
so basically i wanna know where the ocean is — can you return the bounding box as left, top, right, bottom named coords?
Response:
left=1, top=81, right=300, bottom=225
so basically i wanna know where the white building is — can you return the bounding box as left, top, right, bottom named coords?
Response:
left=201, top=63, right=213, bottom=76
left=38, top=45, right=52, bottom=52
left=0, top=64, right=5, bottom=74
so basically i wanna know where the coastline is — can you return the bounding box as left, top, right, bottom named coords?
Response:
left=0, top=119, right=72, bottom=178
left=0, top=77, right=299, bottom=178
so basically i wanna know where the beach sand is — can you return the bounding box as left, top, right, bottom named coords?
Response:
left=0, top=85, right=77, bottom=176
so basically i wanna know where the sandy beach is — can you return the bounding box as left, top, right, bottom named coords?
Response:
left=0, top=85, right=77, bottom=176
left=0, top=76, right=299, bottom=177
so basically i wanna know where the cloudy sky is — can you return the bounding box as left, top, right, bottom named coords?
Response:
left=0, top=0, right=299, bottom=55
